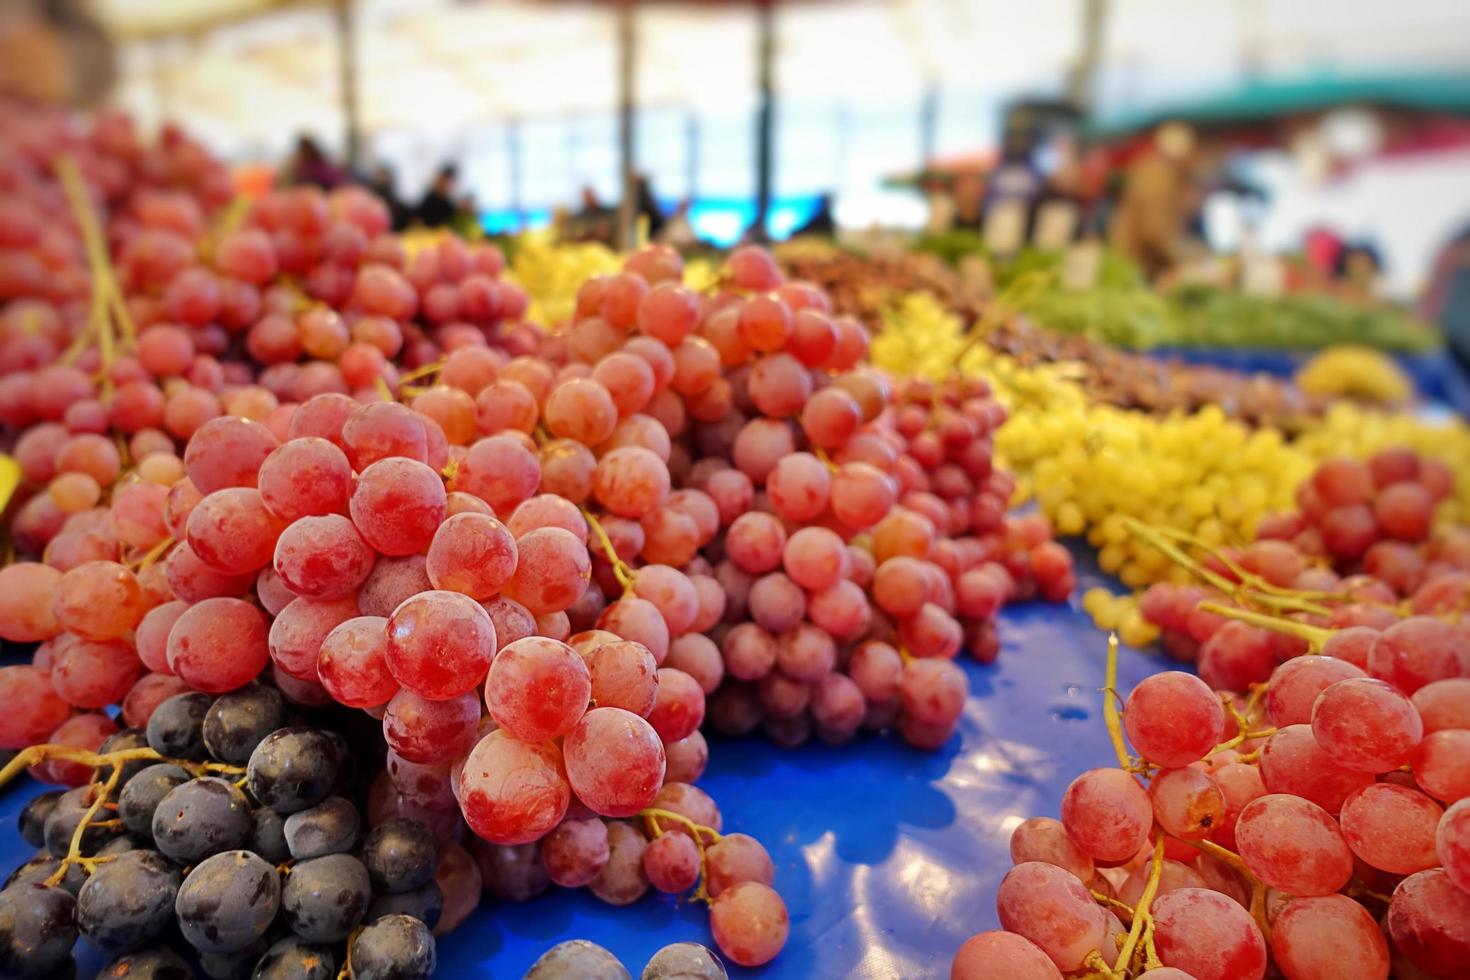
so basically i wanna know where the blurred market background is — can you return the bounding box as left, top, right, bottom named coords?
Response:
left=21, top=0, right=1470, bottom=380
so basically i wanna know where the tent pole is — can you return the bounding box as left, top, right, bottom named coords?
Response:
left=616, top=0, right=636, bottom=250
left=1067, top=0, right=1107, bottom=111
left=334, top=0, right=362, bottom=171
left=753, top=0, right=774, bottom=242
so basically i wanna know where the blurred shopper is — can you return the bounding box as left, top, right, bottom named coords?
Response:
left=632, top=174, right=665, bottom=239
left=568, top=186, right=614, bottom=243
left=416, top=165, right=462, bottom=228
left=793, top=194, right=836, bottom=237
left=1110, top=122, right=1198, bottom=279
left=368, top=164, right=411, bottom=231
left=285, top=135, right=348, bottom=189
left=0, top=0, right=115, bottom=105
left=658, top=200, right=699, bottom=249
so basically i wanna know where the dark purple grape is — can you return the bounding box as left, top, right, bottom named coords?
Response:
left=246, top=728, right=338, bottom=814
left=200, top=935, right=271, bottom=979
left=151, top=777, right=252, bottom=863
left=361, top=819, right=437, bottom=895
left=367, top=880, right=443, bottom=930
left=118, top=764, right=191, bottom=838
left=470, top=839, right=549, bottom=902
left=249, top=807, right=291, bottom=864
left=94, top=836, right=147, bottom=858
left=3, top=854, right=84, bottom=896
left=174, top=850, right=280, bottom=954
left=98, top=946, right=192, bottom=978
left=202, top=685, right=286, bottom=765
left=348, top=913, right=436, bottom=980
left=44, top=786, right=122, bottom=857
left=76, top=850, right=180, bottom=951
left=253, top=936, right=336, bottom=980
left=525, top=939, right=631, bottom=979
left=18, top=791, right=62, bottom=848
left=98, top=728, right=153, bottom=786
left=642, top=942, right=728, bottom=979
left=145, top=693, right=212, bottom=760
left=283, top=796, right=360, bottom=859
left=280, top=853, right=370, bottom=943
left=0, top=883, right=77, bottom=978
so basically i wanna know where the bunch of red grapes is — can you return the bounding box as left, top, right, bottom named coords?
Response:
left=953, top=450, right=1470, bottom=979
left=0, top=104, right=1075, bottom=974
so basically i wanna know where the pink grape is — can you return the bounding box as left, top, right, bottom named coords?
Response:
left=593, top=447, right=670, bottom=519
left=642, top=831, right=700, bottom=893
left=1311, top=677, right=1423, bottom=773
left=341, top=401, right=427, bottom=467
left=186, top=488, right=286, bottom=574
left=386, top=590, right=498, bottom=700
left=587, top=820, right=649, bottom=906
left=135, top=600, right=187, bottom=674
left=350, top=457, right=448, bottom=557
left=1150, top=888, right=1267, bottom=980
left=1059, top=768, right=1152, bottom=863
left=664, top=730, right=709, bottom=783
left=709, top=882, right=789, bottom=968
left=647, top=668, right=705, bottom=743
left=0, top=665, right=71, bottom=749
left=765, top=452, right=829, bottom=522
left=457, top=730, right=569, bottom=845
left=1387, top=869, right=1470, bottom=977
left=358, top=554, right=432, bottom=618
left=951, top=931, right=1062, bottom=980
left=587, top=640, right=659, bottom=716
left=900, top=658, right=966, bottom=728
left=1265, top=655, right=1366, bottom=727
left=165, top=540, right=255, bottom=602
left=1008, top=817, right=1093, bottom=882
left=563, top=707, right=665, bottom=818
left=1234, top=794, right=1353, bottom=896
left=596, top=597, right=670, bottom=665
left=1123, top=671, right=1226, bottom=767
left=994, top=862, right=1107, bottom=972
left=508, top=494, right=588, bottom=541
left=257, top=436, right=353, bottom=522
left=318, top=615, right=398, bottom=708
left=1270, top=893, right=1389, bottom=980
left=1413, top=729, right=1470, bottom=802
left=49, top=638, right=138, bottom=708
left=274, top=514, right=376, bottom=599
left=540, top=817, right=609, bottom=888
left=1339, top=783, right=1443, bottom=873
left=381, top=688, right=480, bottom=764
left=424, top=513, right=517, bottom=600
left=0, top=562, right=61, bottom=641
left=1438, top=798, right=1470, bottom=893
left=53, top=560, right=146, bottom=640
left=502, top=527, right=591, bottom=615
left=631, top=564, right=698, bottom=635
left=782, top=527, right=846, bottom=591
left=1412, top=678, right=1470, bottom=732
left=184, top=415, right=279, bottom=493
left=1259, top=725, right=1373, bottom=814
left=166, top=597, right=270, bottom=693
left=1368, top=616, right=1466, bottom=694
left=485, top=636, right=590, bottom=741
left=1149, top=766, right=1226, bottom=840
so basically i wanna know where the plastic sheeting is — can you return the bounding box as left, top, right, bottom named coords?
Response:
left=0, top=553, right=1160, bottom=978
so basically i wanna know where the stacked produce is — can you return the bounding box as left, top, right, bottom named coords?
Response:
left=952, top=539, right=1470, bottom=980
left=0, top=103, right=1076, bottom=975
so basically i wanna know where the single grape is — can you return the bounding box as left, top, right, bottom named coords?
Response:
left=589, top=821, right=650, bottom=906
left=525, top=939, right=631, bottom=980
left=457, top=731, right=569, bottom=844
left=174, top=850, right=281, bottom=955
left=247, top=727, right=339, bottom=814
left=1387, top=869, right=1470, bottom=978
left=485, top=636, right=591, bottom=741
left=77, top=849, right=181, bottom=951
left=1123, top=671, right=1226, bottom=767
left=145, top=691, right=212, bottom=760
left=0, top=883, right=77, bottom=978
left=382, top=688, right=480, bottom=765
left=367, top=881, right=444, bottom=930
left=281, top=853, right=371, bottom=943
left=950, top=931, right=1062, bottom=980
left=348, top=913, right=436, bottom=980
left=201, top=684, right=286, bottom=765
left=284, top=796, right=362, bottom=859
left=386, top=589, right=497, bottom=700
left=1150, top=887, right=1267, bottom=980
left=253, top=936, right=337, bottom=980
left=151, top=776, right=253, bottom=863
left=1235, top=794, right=1354, bottom=896
left=1059, top=769, right=1151, bottom=863
left=1311, top=677, right=1423, bottom=773
left=166, top=597, right=270, bottom=693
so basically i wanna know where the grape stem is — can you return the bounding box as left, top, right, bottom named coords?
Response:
left=1195, top=601, right=1333, bottom=650
left=582, top=507, right=637, bottom=594
left=337, top=925, right=362, bottom=980
left=1100, top=634, right=1135, bottom=772
left=1112, top=835, right=1166, bottom=977
left=397, top=359, right=445, bottom=385
left=0, top=744, right=245, bottom=791
left=45, top=761, right=124, bottom=887
left=1151, top=525, right=1336, bottom=615
left=54, top=155, right=136, bottom=384
left=813, top=447, right=840, bottom=474
left=1181, top=837, right=1272, bottom=940
left=125, top=534, right=175, bottom=572
left=639, top=806, right=722, bottom=904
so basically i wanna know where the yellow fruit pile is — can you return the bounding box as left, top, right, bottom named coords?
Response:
left=505, top=230, right=622, bottom=327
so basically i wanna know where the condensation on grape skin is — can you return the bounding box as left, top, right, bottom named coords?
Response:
left=563, top=707, right=666, bottom=818
left=457, top=730, right=570, bottom=846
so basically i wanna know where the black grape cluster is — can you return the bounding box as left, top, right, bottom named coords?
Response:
left=0, top=685, right=441, bottom=979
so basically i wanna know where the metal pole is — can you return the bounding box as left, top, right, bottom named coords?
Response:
left=508, top=120, right=523, bottom=232
left=615, top=0, right=636, bottom=250
left=1067, top=0, right=1107, bottom=111
left=334, top=0, right=362, bottom=171
left=753, top=0, right=774, bottom=242
left=685, top=110, right=699, bottom=204
left=919, top=83, right=939, bottom=164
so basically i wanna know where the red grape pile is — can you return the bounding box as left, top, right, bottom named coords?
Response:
left=0, top=102, right=1082, bottom=975
left=952, top=451, right=1470, bottom=979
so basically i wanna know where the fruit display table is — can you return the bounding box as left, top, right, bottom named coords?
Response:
left=0, top=554, right=1154, bottom=978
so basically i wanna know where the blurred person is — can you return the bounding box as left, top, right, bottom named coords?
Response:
left=285, top=135, right=347, bottom=190
left=368, top=163, right=411, bottom=231
left=416, top=165, right=461, bottom=228
left=658, top=199, right=699, bottom=249
left=1110, top=122, right=1198, bottom=279
left=952, top=172, right=986, bottom=233
left=632, top=173, right=665, bottom=239
left=0, top=0, right=115, bottom=106
left=1334, top=241, right=1384, bottom=302
left=568, top=186, right=614, bottom=243
left=792, top=193, right=836, bottom=238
